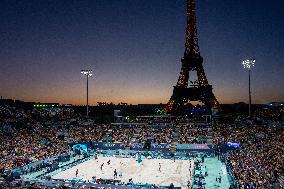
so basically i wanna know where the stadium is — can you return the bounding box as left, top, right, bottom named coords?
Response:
left=0, top=100, right=283, bottom=189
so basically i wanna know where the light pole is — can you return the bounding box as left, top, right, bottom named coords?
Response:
left=242, top=58, right=255, bottom=118
left=81, top=69, right=93, bottom=117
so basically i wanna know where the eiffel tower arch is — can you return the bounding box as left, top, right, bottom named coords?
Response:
left=166, top=0, right=220, bottom=115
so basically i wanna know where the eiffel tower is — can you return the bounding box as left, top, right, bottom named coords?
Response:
left=166, top=0, right=220, bottom=114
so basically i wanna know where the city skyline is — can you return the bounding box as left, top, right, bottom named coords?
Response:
left=1, top=0, right=284, bottom=105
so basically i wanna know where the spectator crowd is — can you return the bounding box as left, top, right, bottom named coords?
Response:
left=134, top=125, right=173, bottom=144
left=213, top=124, right=284, bottom=188
left=178, top=124, right=210, bottom=143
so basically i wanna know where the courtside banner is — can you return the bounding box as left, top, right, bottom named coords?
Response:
left=130, top=143, right=170, bottom=151
left=93, top=142, right=126, bottom=150
left=176, top=144, right=211, bottom=151
left=130, top=143, right=144, bottom=150
left=151, top=143, right=170, bottom=151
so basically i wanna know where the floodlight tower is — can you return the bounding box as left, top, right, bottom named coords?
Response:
left=242, top=58, right=255, bottom=118
left=81, top=69, right=93, bottom=117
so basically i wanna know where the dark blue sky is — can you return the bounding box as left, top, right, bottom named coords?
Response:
left=0, top=0, right=283, bottom=105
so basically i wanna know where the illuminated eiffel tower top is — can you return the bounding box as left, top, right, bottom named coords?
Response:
left=184, top=0, right=200, bottom=56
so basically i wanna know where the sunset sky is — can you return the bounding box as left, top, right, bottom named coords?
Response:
left=1, top=0, right=283, bottom=105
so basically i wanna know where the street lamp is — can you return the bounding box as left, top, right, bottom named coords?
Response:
left=242, top=58, right=255, bottom=118
left=81, top=69, right=93, bottom=117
